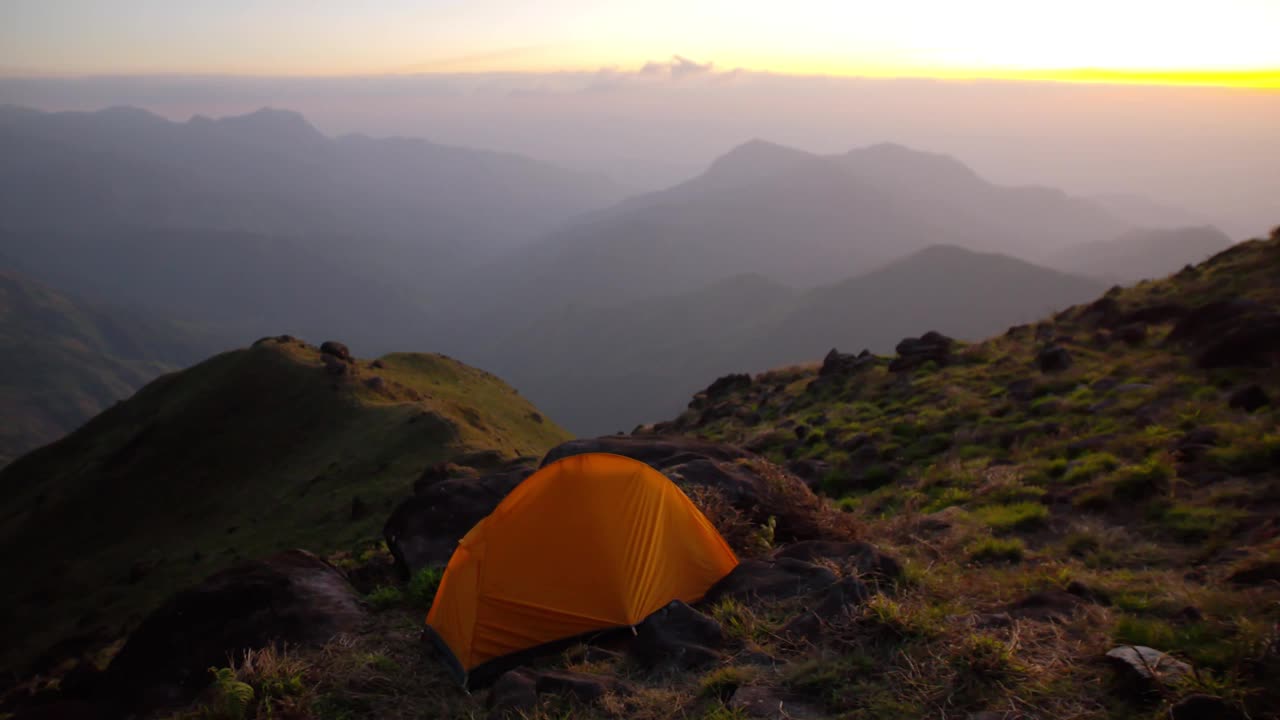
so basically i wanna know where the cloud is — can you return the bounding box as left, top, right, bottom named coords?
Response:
left=639, top=55, right=715, bottom=80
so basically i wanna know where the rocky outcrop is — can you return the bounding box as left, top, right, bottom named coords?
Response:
left=818, top=348, right=876, bottom=377
left=1036, top=345, right=1073, bottom=372
left=701, top=559, right=838, bottom=605
left=889, top=331, right=953, bottom=372
left=103, top=550, right=366, bottom=709
left=384, top=462, right=535, bottom=577
left=1228, top=384, right=1271, bottom=412
left=319, top=340, right=352, bottom=362
left=487, top=668, right=632, bottom=718
left=630, top=600, right=725, bottom=670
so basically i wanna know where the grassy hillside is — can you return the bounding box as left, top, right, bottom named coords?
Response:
left=649, top=229, right=1280, bottom=716
left=0, top=337, right=570, bottom=671
left=0, top=269, right=216, bottom=466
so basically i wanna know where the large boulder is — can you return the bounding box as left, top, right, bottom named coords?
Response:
left=1161, top=299, right=1280, bottom=368
left=319, top=340, right=352, bottom=362
left=487, top=668, right=632, bottom=718
left=384, top=463, right=535, bottom=577
left=819, top=348, right=877, bottom=377
left=1036, top=345, right=1073, bottom=373
left=630, top=600, right=725, bottom=670
left=889, top=331, right=953, bottom=372
left=103, top=550, right=365, bottom=709
left=701, top=559, right=838, bottom=605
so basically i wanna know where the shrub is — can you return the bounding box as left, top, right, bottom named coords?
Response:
left=922, top=487, right=972, bottom=514
left=968, top=537, right=1026, bottom=563
left=196, top=667, right=255, bottom=720
left=1062, top=452, right=1120, bottom=483
left=1159, top=504, right=1241, bottom=541
left=407, top=567, right=444, bottom=607
left=365, top=585, right=404, bottom=611
left=974, top=502, right=1049, bottom=532
left=1110, top=456, right=1174, bottom=500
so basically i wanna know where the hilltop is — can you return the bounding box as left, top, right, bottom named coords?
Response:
left=0, top=337, right=569, bottom=671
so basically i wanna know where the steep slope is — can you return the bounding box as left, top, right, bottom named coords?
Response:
left=0, top=337, right=570, bottom=670
left=483, top=246, right=1105, bottom=435
left=1046, top=225, right=1235, bottom=283
left=647, top=227, right=1280, bottom=718
left=0, top=269, right=219, bottom=466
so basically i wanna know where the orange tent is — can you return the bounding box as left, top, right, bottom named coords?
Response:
left=424, top=452, right=739, bottom=683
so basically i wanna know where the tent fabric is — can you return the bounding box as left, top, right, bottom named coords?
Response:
left=426, top=452, right=739, bottom=679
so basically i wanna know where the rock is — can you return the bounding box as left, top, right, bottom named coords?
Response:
left=1173, top=428, right=1219, bottom=462
left=1116, top=324, right=1147, bottom=345
left=319, top=340, right=352, bottom=362
left=385, top=463, right=534, bottom=577
left=1161, top=299, right=1280, bottom=368
left=1036, top=345, right=1072, bottom=372
left=779, top=610, right=823, bottom=641
left=1080, top=296, right=1122, bottom=326
left=1169, top=693, right=1245, bottom=720
left=349, top=495, right=367, bottom=520
left=785, top=459, right=830, bottom=490
left=321, top=353, right=349, bottom=376
left=1105, top=645, right=1192, bottom=692
left=772, top=541, right=902, bottom=582
left=812, top=576, right=872, bottom=619
left=534, top=670, right=632, bottom=703
left=699, top=373, right=752, bottom=401
left=363, top=376, right=385, bottom=391
left=1228, top=384, right=1271, bottom=412
left=1227, top=560, right=1280, bottom=586
left=104, top=550, right=366, bottom=708
left=819, top=348, right=877, bottom=377
left=889, top=331, right=954, bottom=372
left=1004, top=590, right=1083, bottom=623
left=370, top=359, right=385, bottom=369
left=701, top=559, right=838, bottom=605
left=1006, top=378, right=1035, bottom=401
left=488, top=669, right=538, bottom=717
left=1065, top=580, right=1111, bottom=606
left=630, top=600, right=724, bottom=670
left=1124, top=303, right=1187, bottom=325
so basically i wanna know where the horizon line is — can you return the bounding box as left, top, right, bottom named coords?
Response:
left=1, top=66, right=1278, bottom=90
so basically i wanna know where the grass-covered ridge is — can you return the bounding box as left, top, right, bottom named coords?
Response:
left=643, top=230, right=1280, bottom=717
left=0, top=337, right=570, bottom=671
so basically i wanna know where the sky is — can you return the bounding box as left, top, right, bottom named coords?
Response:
left=3, top=0, right=1280, bottom=86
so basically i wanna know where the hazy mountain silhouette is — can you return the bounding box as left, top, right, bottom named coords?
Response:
left=466, top=139, right=1128, bottom=318
left=480, top=245, right=1106, bottom=434
left=1045, top=226, right=1234, bottom=283
left=0, top=268, right=219, bottom=465
left=0, top=104, right=624, bottom=278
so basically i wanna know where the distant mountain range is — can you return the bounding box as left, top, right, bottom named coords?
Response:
left=0, top=104, right=1244, bottom=442
left=0, top=269, right=219, bottom=465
